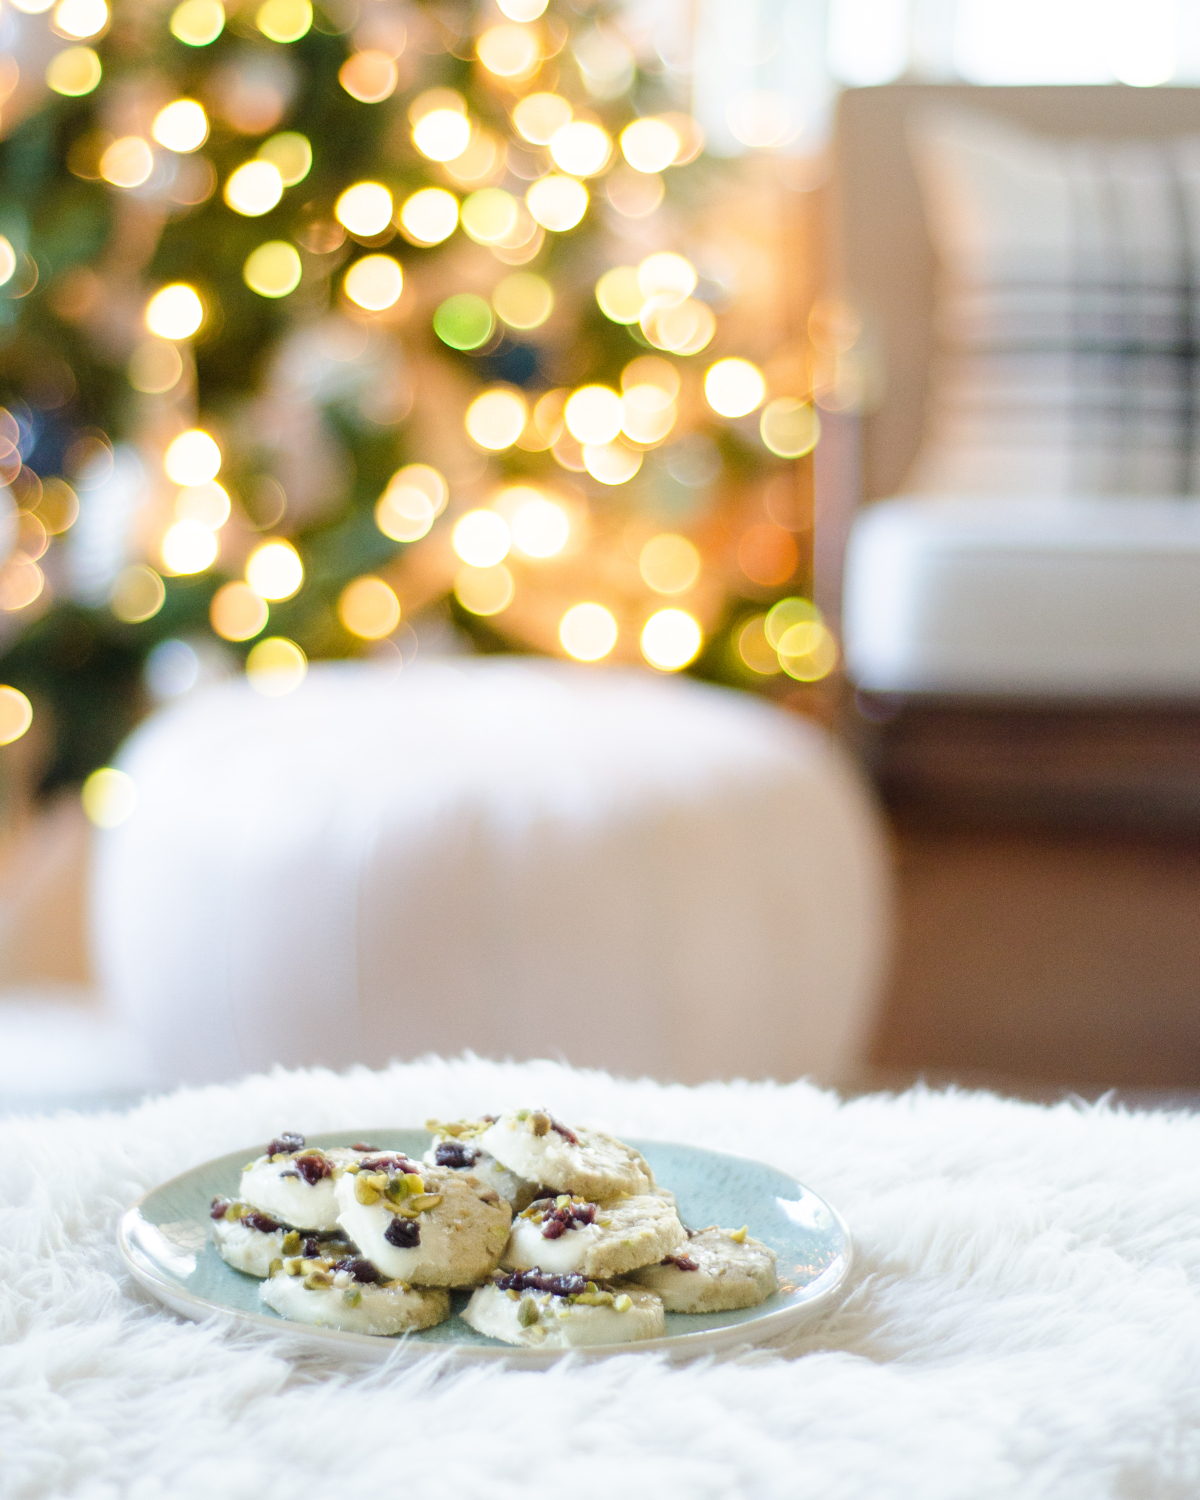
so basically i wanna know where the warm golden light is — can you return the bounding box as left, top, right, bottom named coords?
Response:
left=161, top=518, right=217, bottom=574
left=0, top=239, right=14, bottom=288
left=641, top=608, right=701, bottom=670
left=82, top=767, right=137, bottom=827
left=777, top=619, right=838, bottom=681
left=497, top=0, right=546, bottom=16
left=559, top=602, right=616, bottom=661
left=210, top=580, right=268, bottom=641
left=454, top=563, right=513, bottom=616
left=549, top=121, right=611, bottom=177
left=339, top=49, right=398, bottom=103
left=526, top=175, right=588, bottom=232
left=453, top=509, right=510, bottom=568
left=621, top=383, right=676, bottom=444
left=412, top=108, right=471, bottom=162
left=641, top=297, right=715, bottom=355
left=338, top=575, right=400, bottom=639
left=442, top=128, right=502, bottom=188
left=46, top=46, right=101, bottom=95
left=11, top=0, right=54, bottom=13
left=622, top=356, right=682, bottom=399
left=376, top=464, right=446, bottom=542
left=639, top=533, right=700, bottom=594
left=465, top=387, right=527, bottom=450
left=36, top=480, right=79, bottom=535
left=129, top=339, right=183, bottom=393
left=110, top=564, right=165, bottom=623
left=399, top=187, right=458, bottom=245
left=343, top=255, right=403, bottom=311
left=100, top=136, right=153, bottom=189
left=492, top=272, right=553, bottom=330
left=164, top=429, right=221, bottom=485
left=258, top=132, right=311, bottom=185
left=0, top=559, right=44, bottom=612
left=224, top=160, right=283, bottom=216
left=513, top=92, right=571, bottom=144
left=583, top=439, right=641, bottom=485
left=737, top=614, right=781, bottom=675
left=146, top=283, right=203, bottom=340
left=0, top=686, right=32, bottom=745
left=564, top=385, right=622, bottom=445
left=335, top=181, right=393, bottom=238
left=175, top=482, right=230, bottom=530
left=246, top=636, right=307, bottom=696
left=256, top=0, right=311, bottom=42
left=704, top=357, right=766, bottom=417
left=620, top=118, right=679, bottom=173
left=595, top=266, right=644, bottom=324
left=461, top=187, right=518, bottom=244
left=738, top=524, right=798, bottom=587
left=505, top=491, right=568, bottom=557
left=244, top=240, right=302, bottom=298
left=246, top=539, right=303, bottom=600
left=152, top=99, right=208, bottom=152
left=637, top=252, right=696, bottom=304
left=477, top=23, right=540, bottom=77
left=169, top=0, right=223, bottom=44
left=605, top=166, right=664, bottom=218
left=53, top=0, right=106, bottom=38
left=760, top=398, right=820, bottom=458
left=765, top=596, right=820, bottom=649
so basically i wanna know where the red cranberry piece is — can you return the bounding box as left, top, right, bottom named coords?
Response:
left=351, top=1143, right=380, bottom=1152
left=242, top=1211, right=284, bottom=1234
left=548, top=1117, right=579, bottom=1145
left=384, top=1217, right=420, bottom=1249
left=359, top=1154, right=419, bottom=1175
left=495, top=1268, right=589, bottom=1298
left=662, top=1254, right=699, bottom=1271
left=333, top=1256, right=382, bottom=1283
left=293, top=1153, right=333, bottom=1185
left=266, top=1132, right=305, bottom=1157
left=541, top=1218, right=566, bottom=1240
left=434, top=1141, right=480, bottom=1170
left=210, top=1196, right=231, bottom=1221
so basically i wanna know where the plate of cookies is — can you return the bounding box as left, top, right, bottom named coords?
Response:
left=118, top=1109, right=853, bottom=1363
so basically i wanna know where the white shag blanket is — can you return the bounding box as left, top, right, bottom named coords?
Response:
left=4, top=1057, right=1200, bottom=1499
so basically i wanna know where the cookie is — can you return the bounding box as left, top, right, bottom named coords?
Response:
left=462, top=1269, right=664, bottom=1348
left=625, top=1226, right=777, bottom=1312
left=424, top=1119, right=538, bottom=1211
left=479, top=1110, right=652, bottom=1200
left=334, top=1153, right=511, bottom=1286
left=208, top=1196, right=353, bottom=1277
left=261, top=1254, right=449, bottom=1335
left=239, top=1134, right=376, bottom=1233
left=501, top=1192, right=685, bottom=1279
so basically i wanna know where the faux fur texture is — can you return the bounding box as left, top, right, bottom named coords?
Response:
left=4, top=1056, right=1200, bottom=1498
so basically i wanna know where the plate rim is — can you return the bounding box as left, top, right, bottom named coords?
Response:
left=117, top=1132, right=855, bottom=1365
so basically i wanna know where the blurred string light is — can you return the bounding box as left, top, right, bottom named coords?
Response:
left=641, top=608, right=701, bottom=671
left=564, top=385, right=622, bottom=445
left=639, top=534, right=700, bottom=594
left=0, top=558, right=44, bottom=611
left=705, top=358, right=766, bottom=417
left=343, top=255, right=403, bottom=310
left=466, top=387, right=526, bottom=450
left=165, top=429, right=220, bottom=485
left=411, top=92, right=471, bottom=161
left=737, top=614, right=781, bottom=675
left=82, top=767, right=136, bottom=828
left=526, top=175, right=588, bottom=232
left=339, top=50, right=398, bottom=104
left=399, top=187, right=458, bottom=245
left=549, top=121, right=611, bottom=176
left=0, top=238, right=15, bottom=287
left=493, top=272, right=552, bottom=329
left=152, top=98, right=208, bottom=152
left=335, top=181, right=392, bottom=237
left=110, top=564, right=165, bottom=622
left=454, top=563, right=513, bottom=615
left=224, top=159, right=283, bottom=216
left=246, top=539, right=302, bottom=599
left=760, top=398, right=820, bottom=458
left=434, top=293, right=493, bottom=350
left=53, top=0, right=107, bottom=39
left=244, top=240, right=301, bottom=297
left=0, top=685, right=32, bottom=745
left=583, top=438, right=641, bottom=485
left=258, top=132, right=311, bottom=185
left=256, top=0, right=310, bottom=42
left=338, top=575, right=400, bottom=639
left=375, top=464, right=446, bottom=542
left=559, top=602, right=616, bottom=661
left=146, top=283, right=203, bottom=339
left=161, top=518, right=217, bottom=574
left=176, top=480, right=230, bottom=528
left=210, top=580, right=268, bottom=641
left=453, top=509, right=510, bottom=568
left=506, top=489, right=569, bottom=557
left=246, top=636, right=306, bottom=696
left=513, top=92, right=572, bottom=143
left=462, top=187, right=517, bottom=244
left=477, top=23, right=541, bottom=78
left=129, top=340, right=183, bottom=393
left=100, top=137, right=153, bottom=188
left=169, top=0, right=224, bottom=44
left=764, top=597, right=838, bottom=681
left=46, top=46, right=101, bottom=94
left=620, top=118, right=679, bottom=173
left=497, top=0, right=547, bottom=17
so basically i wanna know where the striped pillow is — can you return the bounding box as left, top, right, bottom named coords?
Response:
left=906, top=107, right=1200, bottom=496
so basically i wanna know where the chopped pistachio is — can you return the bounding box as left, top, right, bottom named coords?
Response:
left=516, top=1109, right=530, bottom=1121
left=285, top=1258, right=304, bottom=1276
left=281, top=1231, right=302, bottom=1254
left=729, top=1225, right=748, bottom=1244
left=555, top=1194, right=571, bottom=1208
left=614, top=1293, right=633, bottom=1313
left=224, top=1202, right=245, bottom=1222
left=506, top=1287, right=520, bottom=1301
left=344, top=1162, right=360, bottom=1175
left=530, top=1111, right=551, bottom=1137
left=268, top=1257, right=283, bottom=1277
left=406, top=1193, right=443, bottom=1213
left=303, top=1271, right=331, bottom=1290
left=342, top=1287, right=363, bottom=1307
left=518, top=1296, right=540, bottom=1327
left=355, top=1176, right=382, bottom=1206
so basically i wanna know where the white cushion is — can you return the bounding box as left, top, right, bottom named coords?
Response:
left=843, top=494, right=1200, bottom=696
left=92, top=660, right=891, bottom=1087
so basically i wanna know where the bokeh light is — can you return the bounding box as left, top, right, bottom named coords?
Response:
left=621, top=383, right=676, bottom=445
left=152, top=99, right=207, bottom=152
left=640, top=297, right=715, bottom=355
left=335, top=182, right=393, bottom=238
left=777, top=619, right=838, bottom=681
left=737, top=614, right=781, bottom=675
left=0, top=560, right=44, bottom=611
left=637, top=252, right=696, bottom=304
left=164, top=429, right=221, bottom=485
left=639, top=533, right=700, bottom=594
left=53, top=0, right=107, bottom=38
left=413, top=108, right=471, bottom=162
left=246, top=539, right=303, bottom=599
left=339, top=50, right=398, bottom=103
left=477, top=23, right=540, bottom=77
left=36, top=480, right=79, bottom=534
left=46, top=46, right=102, bottom=95
left=606, top=166, right=664, bottom=218
left=462, top=187, right=518, bottom=244
left=564, top=385, right=622, bottom=445
left=513, top=92, right=571, bottom=144
left=224, top=160, right=283, bottom=216
left=246, top=636, right=306, bottom=696
left=765, top=596, right=820, bottom=648
left=739, top=524, right=799, bottom=586
left=641, top=608, right=701, bottom=670
left=258, top=132, right=311, bottom=185
left=110, top=564, right=165, bottom=622
left=375, top=464, right=445, bottom=542
left=129, top=339, right=183, bottom=393
left=244, top=240, right=302, bottom=298
left=256, top=0, right=311, bottom=42
left=338, top=575, right=400, bottom=639
left=210, top=580, right=268, bottom=641
left=399, top=187, right=458, bottom=245
left=100, top=137, right=153, bottom=188
left=509, top=492, right=569, bottom=557
left=549, top=121, right=611, bottom=177
left=161, top=518, right=217, bottom=574
left=454, top=563, right=513, bottom=615
left=466, top=387, right=527, bottom=450
left=453, top=509, right=510, bottom=567
left=343, top=255, right=403, bottom=311
left=620, top=118, right=679, bottom=173
left=493, top=272, right=553, bottom=329
left=82, top=767, right=137, bottom=828
left=0, top=239, right=14, bottom=288
left=169, top=0, right=223, bottom=44
left=0, top=686, right=32, bottom=745
left=595, top=266, right=644, bottom=324
left=559, top=602, right=616, bottom=661
left=526, top=176, right=588, bottom=232
left=705, top=358, right=766, bottom=417
left=497, top=0, right=547, bottom=16
left=760, top=398, right=820, bottom=458
left=146, top=283, right=203, bottom=340
left=434, top=293, right=493, bottom=350
left=583, top=439, right=641, bottom=485
left=175, top=480, right=230, bottom=529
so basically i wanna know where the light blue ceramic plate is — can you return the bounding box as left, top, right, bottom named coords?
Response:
left=118, top=1130, right=853, bottom=1365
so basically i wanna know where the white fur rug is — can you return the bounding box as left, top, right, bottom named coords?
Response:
left=4, top=1056, right=1200, bottom=1499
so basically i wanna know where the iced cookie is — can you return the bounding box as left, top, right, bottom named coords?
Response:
left=479, top=1110, right=652, bottom=1200
left=463, top=1269, right=664, bottom=1348
left=209, top=1196, right=354, bottom=1277
left=239, top=1133, right=376, bottom=1233
left=261, top=1253, right=449, bottom=1335
left=335, top=1153, right=511, bottom=1286
left=424, top=1118, right=538, bottom=1211
left=626, top=1226, right=778, bottom=1312
left=502, top=1192, right=685, bottom=1279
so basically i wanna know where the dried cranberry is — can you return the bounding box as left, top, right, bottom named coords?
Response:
left=293, top=1153, right=333, bottom=1185
left=542, top=1218, right=566, bottom=1240
left=549, top=1117, right=579, bottom=1145
left=266, top=1132, right=305, bottom=1157
left=573, top=1203, right=596, bottom=1225
left=359, top=1154, right=419, bottom=1175
left=351, top=1143, right=380, bottom=1152
left=662, top=1254, right=699, bottom=1272
left=210, top=1197, right=231, bottom=1220
left=303, top=1236, right=322, bottom=1258
left=434, top=1141, right=480, bottom=1170
left=334, top=1256, right=381, bottom=1283
left=384, top=1217, right=420, bottom=1249
left=242, top=1211, right=284, bottom=1234
left=495, top=1269, right=589, bottom=1299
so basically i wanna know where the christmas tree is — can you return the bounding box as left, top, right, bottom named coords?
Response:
left=0, top=0, right=833, bottom=803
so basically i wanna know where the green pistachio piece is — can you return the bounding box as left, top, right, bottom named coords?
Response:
left=530, top=1112, right=551, bottom=1137
left=408, top=1193, right=443, bottom=1213
left=281, top=1231, right=302, bottom=1254
left=355, top=1176, right=381, bottom=1206
left=518, top=1296, right=540, bottom=1327
left=268, top=1257, right=283, bottom=1277
left=729, top=1225, right=748, bottom=1244
left=303, top=1272, right=331, bottom=1290
left=342, top=1287, right=363, bottom=1307
left=614, top=1294, right=632, bottom=1312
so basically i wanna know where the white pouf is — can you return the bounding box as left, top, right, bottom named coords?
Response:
left=93, top=660, right=891, bottom=1087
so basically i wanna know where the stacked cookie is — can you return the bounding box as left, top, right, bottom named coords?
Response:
left=210, top=1111, right=778, bottom=1346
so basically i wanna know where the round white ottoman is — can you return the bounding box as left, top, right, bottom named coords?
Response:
left=92, top=660, right=891, bottom=1087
